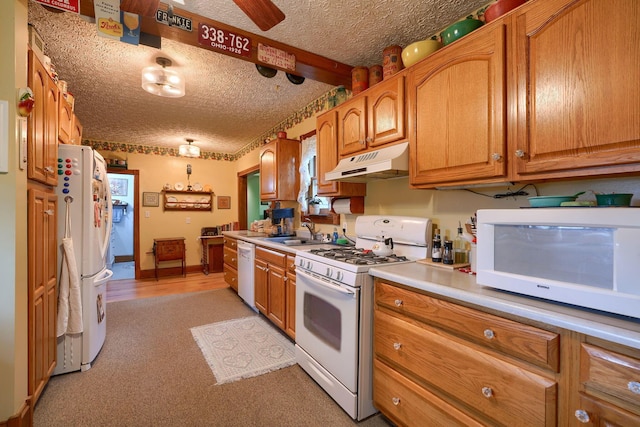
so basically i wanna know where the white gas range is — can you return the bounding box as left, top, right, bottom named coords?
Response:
left=294, top=215, right=432, bottom=421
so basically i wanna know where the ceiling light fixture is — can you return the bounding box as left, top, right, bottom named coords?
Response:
left=179, top=138, right=200, bottom=158
left=141, top=57, right=185, bottom=98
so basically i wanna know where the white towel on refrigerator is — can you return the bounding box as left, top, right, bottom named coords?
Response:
left=57, top=201, right=83, bottom=337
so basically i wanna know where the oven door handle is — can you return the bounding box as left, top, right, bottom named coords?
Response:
left=296, top=269, right=355, bottom=296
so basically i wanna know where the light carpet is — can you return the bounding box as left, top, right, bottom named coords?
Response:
left=191, top=315, right=296, bottom=385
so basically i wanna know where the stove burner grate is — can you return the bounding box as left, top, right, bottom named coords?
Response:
left=308, top=247, right=409, bottom=265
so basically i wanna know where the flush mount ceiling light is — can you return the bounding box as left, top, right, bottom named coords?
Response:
left=179, top=138, right=200, bottom=158
left=141, top=57, right=185, bottom=98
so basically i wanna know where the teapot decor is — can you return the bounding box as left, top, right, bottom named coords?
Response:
left=371, top=236, right=394, bottom=256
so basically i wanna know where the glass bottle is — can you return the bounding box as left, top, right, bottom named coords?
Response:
left=431, top=229, right=442, bottom=262
left=453, top=222, right=468, bottom=264
left=443, top=240, right=454, bottom=265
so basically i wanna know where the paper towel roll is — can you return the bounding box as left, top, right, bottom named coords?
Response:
left=333, top=198, right=352, bottom=214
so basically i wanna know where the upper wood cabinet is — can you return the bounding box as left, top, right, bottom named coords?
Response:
left=316, top=110, right=366, bottom=197
left=338, top=73, right=406, bottom=157
left=58, top=98, right=73, bottom=144
left=28, top=50, right=58, bottom=186
left=512, top=0, right=640, bottom=181
left=409, top=22, right=508, bottom=188
left=406, top=0, right=639, bottom=188
left=71, top=114, right=83, bottom=145
left=259, top=137, right=300, bottom=201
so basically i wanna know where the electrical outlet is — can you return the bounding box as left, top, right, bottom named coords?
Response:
left=343, top=222, right=348, bottom=233
left=186, top=217, right=191, bottom=224
left=145, top=210, right=150, bottom=218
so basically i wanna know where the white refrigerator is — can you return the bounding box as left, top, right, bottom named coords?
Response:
left=53, top=145, right=113, bottom=374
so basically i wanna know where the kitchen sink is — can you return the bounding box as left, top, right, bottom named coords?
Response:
left=263, top=236, right=323, bottom=246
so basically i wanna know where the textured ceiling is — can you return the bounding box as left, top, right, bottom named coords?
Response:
left=27, top=0, right=489, bottom=156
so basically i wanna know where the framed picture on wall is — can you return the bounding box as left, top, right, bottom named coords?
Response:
left=142, top=192, right=159, bottom=207
left=217, top=196, right=231, bottom=209
left=110, top=178, right=128, bottom=196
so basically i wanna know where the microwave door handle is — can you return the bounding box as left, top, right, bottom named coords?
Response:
left=297, top=269, right=354, bottom=296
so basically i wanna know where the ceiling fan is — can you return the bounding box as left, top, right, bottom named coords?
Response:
left=232, top=0, right=285, bottom=31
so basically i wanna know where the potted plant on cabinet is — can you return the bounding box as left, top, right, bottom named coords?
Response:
left=307, top=195, right=322, bottom=215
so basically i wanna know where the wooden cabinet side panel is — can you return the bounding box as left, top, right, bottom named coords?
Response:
left=27, top=51, right=48, bottom=184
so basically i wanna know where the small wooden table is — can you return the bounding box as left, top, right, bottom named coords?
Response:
left=153, top=237, right=186, bottom=280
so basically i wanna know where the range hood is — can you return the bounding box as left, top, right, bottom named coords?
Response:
left=325, top=141, right=409, bottom=182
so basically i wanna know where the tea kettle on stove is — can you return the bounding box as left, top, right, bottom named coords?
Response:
left=372, top=236, right=394, bottom=256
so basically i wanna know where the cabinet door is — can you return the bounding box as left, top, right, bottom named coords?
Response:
left=267, top=264, right=286, bottom=330
left=338, top=97, right=367, bottom=156
left=409, top=24, right=507, bottom=188
left=28, top=51, right=59, bottom=186
left=368, top=74, right=405, bottom=148
left=71, top=114, right=82, bottom=145
left=259, top=143, right=278, bottom=200
left=513, top=0, right=640, bottom=180
left=254, top=258, right=269, bottom=315
left=58, top=98, right=73, bottom=144
left=27, top=187, right=57, bottom=403
left=316, top=111, right=366, bottom=197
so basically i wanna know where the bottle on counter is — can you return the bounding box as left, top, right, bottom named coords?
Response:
left=431, top=229, right=442, bottom=262
left=443, top=240, right=454, bottom=265
left=332, top=227, right=339, bottom=243
left=453, top=222, right=469, bottom=264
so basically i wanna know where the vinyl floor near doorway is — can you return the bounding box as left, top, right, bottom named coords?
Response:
left=34, top=273, right=391, bottom=426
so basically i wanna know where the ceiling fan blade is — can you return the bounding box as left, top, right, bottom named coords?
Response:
left=233, top=0, right=285, bottom=31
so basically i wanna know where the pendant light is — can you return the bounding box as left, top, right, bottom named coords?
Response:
left=141, top=57, right=185, bottom=98
left=179, top=138, right=200, bottom=158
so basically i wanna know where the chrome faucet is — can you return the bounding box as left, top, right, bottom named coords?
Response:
left=303, top=221, right=317, bottom=240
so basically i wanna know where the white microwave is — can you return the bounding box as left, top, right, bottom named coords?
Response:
left=476, top=208, right=640, bottom=319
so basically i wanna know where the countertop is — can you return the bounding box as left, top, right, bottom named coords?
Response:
left=222, top=230, right=335, bottom=254
left=369, top=262, right=640, bottom=350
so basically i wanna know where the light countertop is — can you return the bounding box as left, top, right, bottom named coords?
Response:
left=369, top=262, right=640, bottom=350
left=222, top=230, right=335, bottom=254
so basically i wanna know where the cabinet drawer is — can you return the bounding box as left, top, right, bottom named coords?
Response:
left=581, top=343, right=640, bottom=411
left=223, top=264, right=237, bottom=291
left=256, top=246, right=286, bottom=268
left=156, top=240, right=184, bottom=259
left=375, top=309, right=557, bottom=427
left=376, top=281, right=559, bottom=371
left=374, top=358, right=483, bottom=427
left=223, top=247, right=237, bottom=269
left=576, top=392, right=640, bottom=426
left=223, top=237, right=237, bottom=250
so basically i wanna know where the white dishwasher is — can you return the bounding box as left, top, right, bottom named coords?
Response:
left=237, top=240, right=257, bottom=311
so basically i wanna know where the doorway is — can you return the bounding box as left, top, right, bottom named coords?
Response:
left=107, top=169, right=140, bottom=280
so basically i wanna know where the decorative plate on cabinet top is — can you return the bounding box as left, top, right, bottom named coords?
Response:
left=174, top=182, right=184, bottom=191
left=203, top=184, right=212, bottom=192
left=193, top=182, right=203, bottom=191
left=163, top=183, right=172, bottom=190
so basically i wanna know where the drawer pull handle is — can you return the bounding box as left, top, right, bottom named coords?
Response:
left=481, top=387, right=493, bottom=398
left=483, top=329, right=495, bottom=340
left=391, top=397, right=400, bottom=406
left=574, top=409, right=590, bottom=423
left=393, top=342, right=402, bottom=351
left=394, top=299, right=403, bottom=307
left=629, top=381, right=640, bottom=394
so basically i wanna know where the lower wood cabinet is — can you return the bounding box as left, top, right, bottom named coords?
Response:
left=254, top=245, right=295, bottom=337
left=222, top=236, right=238, bottom=291
left=373, top=279, right=640, bottom=427
left=27, top=186, right=58, bottom=404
